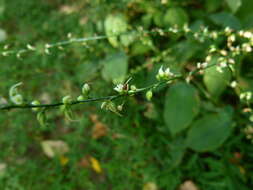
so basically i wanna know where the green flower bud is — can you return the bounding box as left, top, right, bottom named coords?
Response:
left=62, top=95, right=72, bottom=105
left=82, top=83, right=90, bottom=95
left=117, top=105, right=123, bottom=111
left=11, top=94, right=23, bottom=105
left=146, top=90, right=153, bottom=101
left=130, top=85, right=137, bottom=91
left=77, top=95, right=85, bottom=101
left=31, top=100, right=40, bottom=112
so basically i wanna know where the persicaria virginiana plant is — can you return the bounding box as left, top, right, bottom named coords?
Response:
left=0, top=21, right=253, bottom=148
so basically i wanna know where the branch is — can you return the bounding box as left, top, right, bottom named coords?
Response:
left=0, top=76, right=182, bottom=111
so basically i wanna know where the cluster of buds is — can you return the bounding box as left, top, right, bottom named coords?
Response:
left=240, top=91, right=252, bottom=101
left=156, top=66, right=175, bottom=81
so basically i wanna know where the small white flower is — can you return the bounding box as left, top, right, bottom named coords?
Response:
left=220, top=61, right=227, bottom=68
left=240, top=92, right=252, bottom=101
left=197, top=62, right=201, bottom=69
left=164, top=68, right=173, bottom=76
left=243, top=31, right=252, bottom=38
left=158, top=66, right=165, bottom=76
left=27, top=44, right=36, bottom=51
left=242, top=43, right=252, bottom=52
left=202, top=62, right=208, bottom=68
left=230, top=81, right=237, bottom=88
left=220, top=50, right=227, bottom=56
left=114, top=84, right=124, bottom=93
left=216, top=66, right=223, bottom=73
left=228, top=58, right=235, bottom=64
left=228, top=34, right=236, bottom=42
left=246, top=92, right=252, bottom=101
left=156, top=66, right=174, bottom=80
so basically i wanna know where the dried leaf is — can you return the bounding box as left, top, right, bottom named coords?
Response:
left=89, top=157, right=102, bottom=174
left=178, top=180, right=199, bottom=190
left=90, top=114, right=108, bottom=139
left=41, top=140, right=69, bottom=158
left=0, top=163, right=7, bottom=176
left=143, top=182, right=158, bottom=190
left=60, top=155, right=69, bottom=166
left=92, top=122, right=107, bottom=139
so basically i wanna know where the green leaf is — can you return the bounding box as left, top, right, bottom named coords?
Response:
left=164, top=82, right=200, bottom=136
left=104, top=14, right=128, bottom=47
left=186, top=108, right=233, bottom=152
left=203, top=57, right=232, bottom=98
left=101, top=51, right=128, bottom=84
left=226, top=0, right=242, bottom=13
left=209, top=12, right=241, bottom=29
left=164, top=7, right=189, bottom=27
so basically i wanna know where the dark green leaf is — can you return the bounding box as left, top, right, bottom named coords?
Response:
left=164, top=82, right=200, bottom=136
left=186, top=108, right=233, bottom=152
left=101, top=51, right=128, bottom=84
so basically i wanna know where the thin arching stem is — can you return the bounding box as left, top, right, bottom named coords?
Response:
left=0, top=76, right=182, bottom=111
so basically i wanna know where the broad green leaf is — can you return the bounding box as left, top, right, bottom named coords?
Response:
left=226, top=0, right=242, bottom=13
left=203, top=57, right=232, bottom=98
left=164, top=82, right=200, bottom=136
left=186, top=108, right=233, bottom=152
left=101, top=51, right=128, bottom=84
left=164, top=7, right=189, bottom=27
left=104, top=14, right=128, bottom=47
left=210, top=12, right=241, bottom=29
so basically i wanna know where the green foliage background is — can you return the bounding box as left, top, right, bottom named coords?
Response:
left=0, top=0, right=253, bottom=189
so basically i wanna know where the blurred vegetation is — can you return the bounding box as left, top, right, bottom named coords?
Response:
left=0, top=0, right=253, bottom=189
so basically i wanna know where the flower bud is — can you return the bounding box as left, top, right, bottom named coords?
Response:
left=82, top=83, right=90, bottom=95
left=62, top=95, right=72, bottom=105
left=146, top=90, right=153, bottom=101
left=101, top=102, right=107, bottom=109
left=11, top=94, right=23, bottom=105
left=77, top=95, right=85, bottom=101
left=9, top=82, right=23, bottom=105
left=117, top=105, right=123, bottom=111
left=31, top=100, right=40, bottom=112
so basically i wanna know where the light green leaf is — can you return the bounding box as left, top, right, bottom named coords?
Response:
left=186, top=108, right=233, bottom=152
left=101, top=51, right=128, bottom=84
left=104, top=14, right=128, bottom=47
left=226, top=0, right=242, bottom=13
left=203, top=57, right=232, bottom=98
left=164, top=7, right=189, bottom=27
left=164, top=82, right=200, bottom=136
